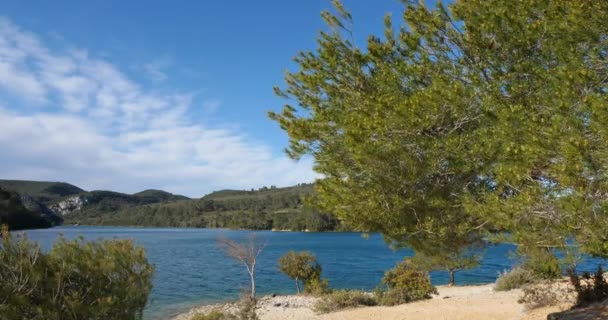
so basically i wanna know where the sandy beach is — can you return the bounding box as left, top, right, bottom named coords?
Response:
left=171, top=283, right=572, bottom=320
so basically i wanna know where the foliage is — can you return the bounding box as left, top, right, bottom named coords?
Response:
left=278, top=251, right=325, bottom=294
left=0, top=226, right=154, bottom=320
left=192, top=311, right=237, bottom=320
left=376, top=259, right=437, bottom=305
left=409, top=248, right=480, bottom=286
left=495, top=267, right=538, bottom=291
left=520, top=247, right=562, bottom=280
left=270, top=0, right=608, bottom=271
left=314, top=290, right=377, bottom=314
left=568, top=265, right=608, bottom=308
left=305, top=276, right=331, bottom=296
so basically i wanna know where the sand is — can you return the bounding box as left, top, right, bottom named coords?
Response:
left=171, top=283, right=575, bottom=320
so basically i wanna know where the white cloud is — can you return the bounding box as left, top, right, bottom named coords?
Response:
left=0, top=18, right=316, bottom=197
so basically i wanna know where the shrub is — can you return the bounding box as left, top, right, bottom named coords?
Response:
left=517, top=280, right=573, bottom=310
left=278, top=251, right=327, bottom=294
left=568, top=265, right=608, bottom=308
left=376, top=259, right=437, bottom=305
left=304, top=276, right=331, bottom=296
left=0, top=227, right=154, bottom=320
left=517, top=283, right=564, bottom=309
left=236, top=296, right=259, bottom=320
left=314, top=290, right=377, bottom=313
left=495, top=267, right=538, bottom=291
left=521, top=248, right=562, bottom=280
left=192, top=311, right=237, bottom=320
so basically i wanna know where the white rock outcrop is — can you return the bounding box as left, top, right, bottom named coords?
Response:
left=51, top=196, right=87, bottom=215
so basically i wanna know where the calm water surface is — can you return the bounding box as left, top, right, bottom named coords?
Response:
left=22, top=227, right=606, bottom=320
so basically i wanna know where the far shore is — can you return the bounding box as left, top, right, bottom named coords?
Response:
left=169, top=283, right=574, bottom=320
left=59, top=224, right=362, bottom=233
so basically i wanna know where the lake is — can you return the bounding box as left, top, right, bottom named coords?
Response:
left=22, top=226, right=606, bottom=320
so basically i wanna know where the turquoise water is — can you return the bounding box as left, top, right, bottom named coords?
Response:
left=22, top=227, right=605, bottom=320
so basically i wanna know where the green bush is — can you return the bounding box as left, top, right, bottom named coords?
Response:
left=375, top=259, right=437, bottom=305
left=569, top=265, right=608, bottom=308
left=0, top=227, right=154, bottom=320
left=192, top=310, right=237, bottom=320
left=314, top=290, right=377, bottom=314
left=305, top=276, right=331, bottom=296
left=521, top=248, right=562, bottom=280
left=495, top=267, right=538, bottom=291
left=277, top=251, right=331, bottom=296
left=278, top=251, right=320, bottom=293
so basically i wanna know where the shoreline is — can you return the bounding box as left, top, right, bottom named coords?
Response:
left=53, top=224, right=363, bottom=233
left=168, top=283, right=572, bottom=320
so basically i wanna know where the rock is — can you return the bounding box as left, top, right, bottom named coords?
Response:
left=50, top=195, right=87, bottom=215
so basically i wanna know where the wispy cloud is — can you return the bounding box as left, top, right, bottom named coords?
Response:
left=142, top=56, right=172, bottom=82
left=0, top=17, right=315, bottom=197
left=202, top=98, right=221, bottom=114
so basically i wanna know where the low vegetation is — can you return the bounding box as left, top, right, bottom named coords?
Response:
left=314, top=290, right=377, bottom=313
left=495, top=267, right=538, bottom=291
left=313, top=258, right=437, bottom=313
left=517, top=282, right=568, bottom=309
left=192, top=310, right=236, bottom=320
left=0, top=226, right=154, bottom=320
left=569, top=266, right=608, bottom=308
left=375, top=259, right=438, bottom=306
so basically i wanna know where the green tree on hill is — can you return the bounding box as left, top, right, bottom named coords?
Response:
left=270, top=0, right=608, bottom=277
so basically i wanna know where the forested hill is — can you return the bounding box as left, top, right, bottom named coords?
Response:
left=0, top=179, right=189, bottom=230
left=0, top=188, right=61, bottom=230
left=63, top=184, right=343, bottom=231
left=0, top=179, right=341, bottom=231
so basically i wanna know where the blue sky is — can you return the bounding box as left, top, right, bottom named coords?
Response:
left=0, top=0, right=410, bottom=197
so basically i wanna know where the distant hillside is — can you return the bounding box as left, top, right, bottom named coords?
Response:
left=0, top=179, right=342, bottom=231
left=0, top=180, right=83, bottom=203
left=64, top=183, right=344, bottom=231
left=0, top=179, right=189, bottom=229
left=0, top=188, right=60, bottom=230
left=134, top=189, right=190, bottom=202
left=203, top=184, right=315, bottom=201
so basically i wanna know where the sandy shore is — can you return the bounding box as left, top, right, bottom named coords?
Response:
left=171, top=283, right=572, bottom=320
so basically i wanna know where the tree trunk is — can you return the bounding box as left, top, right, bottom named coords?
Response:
left=250, top=272, right=256, bottom=299
left=448, top=270, right=455, bottom=287
left=295, top=278, right=300, bottom=294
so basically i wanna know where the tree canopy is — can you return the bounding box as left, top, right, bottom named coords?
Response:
left=270, top=0, right=608, bottom=271
left=278, top=251, right=322, bottom=293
